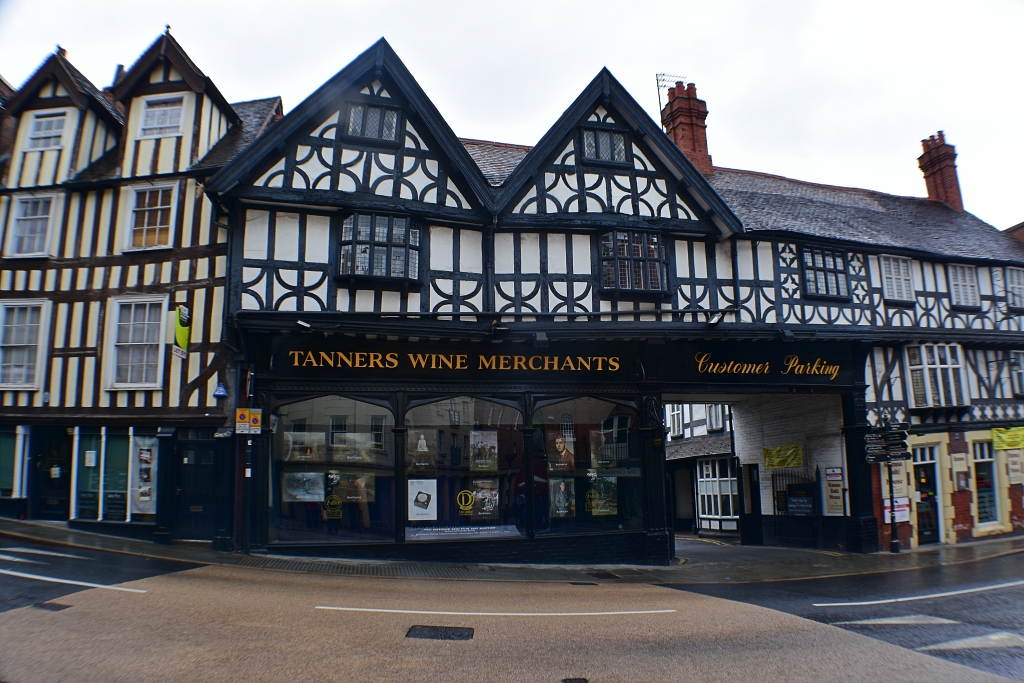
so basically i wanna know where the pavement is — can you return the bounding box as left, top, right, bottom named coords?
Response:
left=0, top=517, right=1022, bottom=584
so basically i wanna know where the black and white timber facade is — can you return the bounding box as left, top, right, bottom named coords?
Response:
left=3, top=37, right=1022, bottom=562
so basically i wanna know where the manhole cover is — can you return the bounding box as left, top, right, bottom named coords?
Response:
left=406, top=625, right=474, bottom=641
left=587, top=571, right=620, bottom=580
left=33, top=602, right=70, bottom=611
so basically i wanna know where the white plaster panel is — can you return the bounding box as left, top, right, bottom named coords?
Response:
left=693, top=242, right=707, bottom=279
left=716, top=241, right=733, bottom=280
left=675, top=240, right=690, bottom=278
left=274, top=213, right=300, bottom=261
left=521, top=233, right=540, bottom=274
left=380, top=290, right=401, bottom=312
left=736, top=240, right=755, bottom=279
left=336, top=290, right=350, bottom=311
left=572, top=235, right=591, bottom=275
left=355, top=290, right=375, bottom=312
left=460, top=230, right=483, bottom=274
left=243, top=210, right=269, bottom=260
left=430, top=226, right=454, bottom=271
left=304, top=215, right=330, bottom=263
left=547, top=234, right=567, bottom=274
left=495, top=233, right=515, bottom=273
left=756, top=241, right=775, bottom=281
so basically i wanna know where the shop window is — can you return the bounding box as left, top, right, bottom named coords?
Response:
left=532, top=398, right=643, bottom=536
left=406, top=397, right=524, bottom=540
left=599, top=231, right=667, bottom=293
left=1007, top=267, right=1024, bottom=309
left=948, top=264, right=979, bottom=307
left=582, top=128, right=627, bottom=163
left=270, top=396, right=395, bottom=543
left=879, top=255, right=914, bottom=302
left=697, top=457, right=738, bottom=531
left=973, top=441, right=998, bottom=524
left=905, top=343, right=966, bottom=408
left=801, top=246, right=849, bottom=299
left=339, top=214, right=420, bottom=281
left=346, top=103, right=399, bottom=141
left=0, top=427, right=15, bottom=497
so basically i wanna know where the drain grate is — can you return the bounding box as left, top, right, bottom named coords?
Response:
left=33, top=602, right=70, bottom=611
left=406, top=625, right=474, bottom=641
left=587, top=571, right=621, bottom=580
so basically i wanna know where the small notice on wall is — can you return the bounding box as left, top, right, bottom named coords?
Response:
left=883, top=497, right=911, bottom=523
left=763, top=445, right=804, bottom=469
left=1007, top=450, right=1024, bottom=485
left=993, top=427, right=1024, bottom=451
left=235, top=408, right=250, bottom=434
left=880, top=460, right=908, bottom=499
left=825, top=468, right=844, bottom=515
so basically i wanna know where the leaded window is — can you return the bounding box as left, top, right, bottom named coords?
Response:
left=28, top=113, right=65, bottom=149
left=948, top=264, right=979, bottom=307
left=1006, top=267, right=1024, bottom=309
left=114, top=301, right=164, bottom=386
left=600, top=231, right=666, bottom=293
left=346, top=104, right=399, bottom=141
left=802, top=247, right=848, bottom=298
left=131, top=188, right=173, bottom=249
left=879, top=255, right=914, bottom=301
left=339, top=214, right=420, bottom=280
left=582, top=129, right=627, bottom=163
left=0, top=304, right=42, bottom=386
left=140, top=98, right=183, bottom=138
left=906, top=343, right=966, bottom=408
left=11, top=197, right=52, bottom=255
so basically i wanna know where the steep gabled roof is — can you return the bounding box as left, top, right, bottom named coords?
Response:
left=460, top=139, right=532, bottom=187
left=0, top=74, right=14, bottom=104
left=493, top=68, right=743, bottom=237
left=3, top=51, right=123, bottom=127
left=112, top=31, right=239, bottom=126
left=709, top=168, right=1024, bottom=263
left=207, top=38, right=494, bottom=209
left=192, top=97, right=283, bottom=171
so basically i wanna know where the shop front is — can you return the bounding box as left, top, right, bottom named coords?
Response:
left=240, top=331, right=862, bottom=564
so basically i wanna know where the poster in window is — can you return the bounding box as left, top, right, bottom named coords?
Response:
left=327, top=470, right=376, bottom=503
left=408, top=478, right=437, bottom=520
left=549, top=477, right=575, bottom=518
left=330, top=432, right=376, bottom=464
left=129, top=437, right=158, bottom=515
left=589, top=430, right=615, bottom=468
left=471, top=477, right=499, bottom=520
left=547, top=429, right=575, bottom=472
left=586, top=476, right=618, bottom=516
left=469, top=431, right=498, bottom=472
left=409, top=432, right=435, bottom=470
left=284, top=432, right=326, bottom=462
left=281, top=471, right=325, bottom=502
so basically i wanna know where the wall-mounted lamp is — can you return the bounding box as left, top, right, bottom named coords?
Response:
left=296, top=320, right=311, bottom=328
left=708, top=313, right=724, bottom=325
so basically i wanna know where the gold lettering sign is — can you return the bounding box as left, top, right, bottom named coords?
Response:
left=288, top=351, right=621, bottom=372
left=694, top=353, right=840, bottom=381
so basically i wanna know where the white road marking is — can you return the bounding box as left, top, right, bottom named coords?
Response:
left=834, top=614, right=959, bottom=626
left=316, top=606, right=676, bottom=617
left=0, top=553, right=43, bottom=564
left=813, top=579, right=1024, bottom=607
left=0, top=568, right=147, bottom=593
left=918, top=632, right=1024, bottom=651
left=3, top=547, right=89, bottom=560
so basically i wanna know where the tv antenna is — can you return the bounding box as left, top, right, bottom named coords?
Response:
left=656, top=73, right=687, bottom=127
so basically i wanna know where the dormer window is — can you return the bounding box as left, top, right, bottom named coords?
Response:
left=582, top=129, right=626, bottom=163
left=600, top=231, right=666, bottom=293
left=339, top=213, right=420, bottom=281
left=140, top=98, right=183, bottom=138
left=346, top=104, right=399, bottom=141
left=28, top=113, right=65, bottom=149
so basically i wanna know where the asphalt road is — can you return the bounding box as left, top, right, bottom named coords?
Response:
left=667, top=551, right=1024, bottom=682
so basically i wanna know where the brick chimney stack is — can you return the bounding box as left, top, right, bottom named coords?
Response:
left=918, top=131, right=964, bottom=212
left=661, top=82, right=714, bottom=176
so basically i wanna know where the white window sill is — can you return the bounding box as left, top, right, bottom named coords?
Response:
left=0, top=384, right=40, bottom=391
left=123, top=244, right=173, bottom=253
left=107, top=384, right=163, bottom=391
left=27, top=146, right=63, bottom=152
left=138, top=133, right=183, bottom=141
left=2, top=252, right=51, bottom=260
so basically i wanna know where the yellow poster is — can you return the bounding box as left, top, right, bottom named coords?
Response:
left=763, top=445, right=804, bottom=469
left=172, top=305, right=191, bottom=359
left=992, top=427, right=1024, bottom=451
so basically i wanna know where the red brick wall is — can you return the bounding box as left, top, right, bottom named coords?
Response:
left=873, top=463, right=912, bottom=549
left=1010, top=484, right=1024, bottom=532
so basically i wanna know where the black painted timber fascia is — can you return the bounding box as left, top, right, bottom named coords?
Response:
left=492, top=68, right=743, bottom=238
left=205, top=39, right=496, bottom=212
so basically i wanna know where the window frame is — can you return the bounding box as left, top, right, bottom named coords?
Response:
left=106, top=295, right=168, bottom=390
left=336, top=212, right=422, bottom=287
left=878, top=255, right=915, bottom=303
left=946, top=264, right=980, bottom=308
left=598, top=230, right=669, bottom=297
left=138, top=96, right=185, bottom=139
left=123, top=184, right=177, bottom=252
left=27, top=111, right=67, bottom=150
left=904, top=343, right=968, bottom=408
left=579, top=125, right=630, bottom=166
left=1011, top=350, right=1024, bottom=398
left=5, top=194, right=56, bottom=258
left=705, top=404, right=725, bottom=432
left=800, top=245, right=850, bottom=300
left=341, top=97, right=402, bottom=147
left=0, top=299, right=50, bottom=390
left=1005, top=267, right=1024, bottom=310
left=972, top=440, right=999, bottom=525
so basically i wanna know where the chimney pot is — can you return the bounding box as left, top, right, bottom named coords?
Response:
left=660, top=81, right=713, bottom=175
left=917, top=130, right=964, bottom=212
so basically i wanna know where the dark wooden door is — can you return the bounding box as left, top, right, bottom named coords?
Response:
left=739, top=463, right=763, bottom=544
left=914, top=463, right=940, bottom=545
left=29, top=427, right=72, bottom=520
left=173, top=444, right=217, bottom=539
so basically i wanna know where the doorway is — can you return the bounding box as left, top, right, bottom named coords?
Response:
left=913, top=446, right=941, bottom=545
left=173, top=430, right=219, bottom=540
left=29, top=426, right=73, bottom=520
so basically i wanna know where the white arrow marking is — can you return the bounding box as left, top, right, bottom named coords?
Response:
left=316, top=606, right=675, bottom=617
left=0, top=568, right=146, bottom=593
left=0, top=553, right=43, bottom=564
left=918, top=632, right=1024, bottom=651
left=834, top=614, right=959, bottom=626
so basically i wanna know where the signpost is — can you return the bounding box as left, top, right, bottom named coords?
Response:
left=865, top=420, right=911, bottom=553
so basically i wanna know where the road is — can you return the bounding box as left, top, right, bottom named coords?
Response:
left=0, top=536, right=1019, bottom=683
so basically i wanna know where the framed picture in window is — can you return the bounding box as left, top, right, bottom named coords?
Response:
left=283, top=432, right=326, bottom=462
left=546, top=429, right=575, bottom=472
left=469, top=430, right=498, bottom=472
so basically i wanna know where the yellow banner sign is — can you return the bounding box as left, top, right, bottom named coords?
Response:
left=763, top=445, right=804, bottom=469
left=992, top=427, right=1024, bottom=451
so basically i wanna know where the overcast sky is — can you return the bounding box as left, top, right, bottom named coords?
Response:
left=1, top=0, right=1021, bottom=228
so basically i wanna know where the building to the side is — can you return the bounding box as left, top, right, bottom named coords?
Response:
left=0, top=33, right=281, bottom=547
